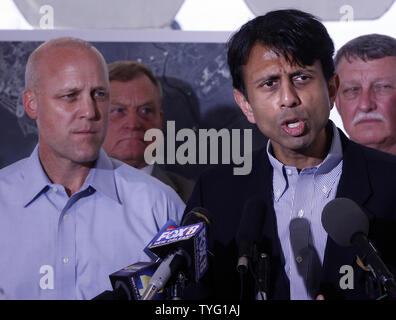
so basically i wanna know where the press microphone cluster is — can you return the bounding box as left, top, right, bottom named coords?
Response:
left=93, top=208, right=210, bottom=300
left=93, top=219, right=181, bottom=300
left=141, top=207, right=211, bottom=300
left=322, top=197, right=396, bottom=299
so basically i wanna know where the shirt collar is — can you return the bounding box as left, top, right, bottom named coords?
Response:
left=22, top=146, right=120, bottom=206
left=82, top=149, right=121, bottom=204
left=315, top=122, right=343, bottom=174
left=140, top=164, right=154, bottom=175
left=22, top=145, right=52, bottom=207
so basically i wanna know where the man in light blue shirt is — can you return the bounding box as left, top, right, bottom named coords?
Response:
left=268, top=122, right=343, bottom=299
left=0, top=37, right=185, bottom=300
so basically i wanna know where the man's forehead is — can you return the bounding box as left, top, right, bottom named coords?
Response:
left=110, top=77, right=161, bottom=98
left=41, top=47, right=107, bottom=76
left=246, top=43, right=308, bottom=69
left=337, top=55, right=396, bottom=76
left=41, top=45, right=100, bottom=62
left=336, top=55, right=367, bottom=68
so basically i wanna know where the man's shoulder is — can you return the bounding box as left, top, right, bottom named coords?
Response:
left=0, top=157, right=29, bottom=182
left=154, top=167, right=195, bottom=203
left=112, top=161, right=186, bottom=223
left=346, top=139, right=396, bottom=169
left=342, top=140, right=396, bottom=193
left=111, top=159, right=184, bottom=201
left=364, top=145, right=396, bottom=164
left=154, top=167, right=194, bottom=190
left=161, top=169, right=193, bottom=186
left=113, top=160, right=166, bottom=187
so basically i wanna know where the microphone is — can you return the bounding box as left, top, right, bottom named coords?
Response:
left=322, top=197, right=396, bottom=299
left=236, top=195, right=269, bottom=300
left=141, top=207, right=211, bottom=300
left=92, top=261, right=163, bottom=300
left=144, top=219, right=179, bottom=261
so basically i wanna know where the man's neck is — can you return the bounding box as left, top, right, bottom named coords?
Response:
left=123, top=158, right=150, bottom=169
left=38, top=150, right=94, bottom=197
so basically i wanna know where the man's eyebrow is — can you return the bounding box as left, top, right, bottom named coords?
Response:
left=93, top=86, right=108, bottom=91
left=251, top=68, right=317, bottom=85
left=252, top=74, right=280, bottom=85
left=56, top=87, right=81, bottom=94
left=56, top=85, right=108, bottom=95
left=372, top=76, right=396, bottom=83
left=110, top=101, right=127, bottom=107
left=137, top=100, right=157, bottom=107
left=289, top=68, right=317, bottom=78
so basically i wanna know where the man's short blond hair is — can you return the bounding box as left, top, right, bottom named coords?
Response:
left=25, top=37, right=107, bottom=92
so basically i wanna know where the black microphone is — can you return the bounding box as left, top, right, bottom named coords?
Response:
left=236, top=195, right=269, bottom=299
left=322, top=197, right=396, bottom=299
left=92, top=289, right=128, bottom=300
left=92, top=261, right=163, bottom=300
left=141, top=207, right=211, bottom=300
left=236, top=196, right=266, bottom=272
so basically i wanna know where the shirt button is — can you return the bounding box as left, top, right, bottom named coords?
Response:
left=63, top=257, right=69, bottom=264
left=286, top=169, right=293, bottom=176
left=298, top=209, right=304, bottom=218
left=322, top=186, right=328, bottom=194
left=63, top=214, right=69, bottom=221
left=53, top=187, right=58, bottom=193
left=296, top=256, right=303, bottom=263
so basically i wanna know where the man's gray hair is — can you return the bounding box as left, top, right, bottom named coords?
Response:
left=334, top=33, right=396, bottom=68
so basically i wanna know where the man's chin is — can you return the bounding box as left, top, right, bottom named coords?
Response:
left=351, top=130, right=387, bottom=146
left=71, top=150, right=101, bottom=165
left=280, top=135, right=312, bottom=151
left=115, top=139, right=147, bottom=151
left=108, top=150, right=145, bottom=164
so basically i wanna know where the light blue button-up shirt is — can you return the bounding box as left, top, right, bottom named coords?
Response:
left=0, top=145, right=185, bottom=300
left=267, top=123, right=343, bottom=300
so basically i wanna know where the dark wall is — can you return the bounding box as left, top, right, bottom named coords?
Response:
left=0, top=40, right=267, bottom=180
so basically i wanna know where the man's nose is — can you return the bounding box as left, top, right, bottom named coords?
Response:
left=124, top=110, right=143, bottom=129
left=279, top=82, right=301, bottom=109
left=357, top=87, right=376, bottom=112
left=79, top=93, right=100, bottom=120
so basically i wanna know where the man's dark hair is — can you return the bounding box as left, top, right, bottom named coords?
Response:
left=334, top=34, right=396, bottom=68
left=227, top=9, right=335, bottom=97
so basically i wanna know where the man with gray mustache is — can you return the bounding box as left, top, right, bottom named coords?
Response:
left=335, top=34, right=396, bottom=155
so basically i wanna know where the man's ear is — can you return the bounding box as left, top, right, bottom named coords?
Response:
left=328, top=73, right=339, bottom=111
left=335, top=93, right=342, bottom=115
left=233, top=89, right=256, bottom=124
left=159, top=109, right=164, bottom=130
left=22, top=89, right=38, bottom=119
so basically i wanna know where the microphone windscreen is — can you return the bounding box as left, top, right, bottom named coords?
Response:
left=321, top=197, right=369, bottom=247
left=182, top=207, right=211, bottom=227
